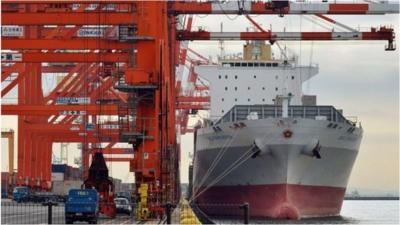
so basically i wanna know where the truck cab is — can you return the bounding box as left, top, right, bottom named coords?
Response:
left=65, top=189, right=99, bottom=224
left=12, top=186, right=29, bottom=203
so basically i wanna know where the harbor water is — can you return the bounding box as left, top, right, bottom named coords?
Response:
left=213, top=200, right=399, bottom=224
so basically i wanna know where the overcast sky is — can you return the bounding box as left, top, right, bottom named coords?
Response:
left=2, top=12, right=399, bottom=192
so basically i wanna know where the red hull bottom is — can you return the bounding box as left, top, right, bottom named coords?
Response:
left=195, top=184, right=346, bottom=220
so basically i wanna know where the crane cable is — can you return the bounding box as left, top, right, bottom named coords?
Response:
left=192, top=128, right=240, bottom=194
left=190, top=129, right=275, bottom=203
left=189, top=146, right=254, bottom=203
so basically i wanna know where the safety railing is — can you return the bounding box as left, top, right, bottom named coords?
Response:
left=216, top=104, right=351, bottom=125
left=1, top=200, right=137, bottom=224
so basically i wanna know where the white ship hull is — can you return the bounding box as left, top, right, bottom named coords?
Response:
left=193, top=117, right=362, bottom=219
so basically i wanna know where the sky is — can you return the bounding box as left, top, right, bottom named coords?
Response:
left=1, top=12, right=399, bottom=193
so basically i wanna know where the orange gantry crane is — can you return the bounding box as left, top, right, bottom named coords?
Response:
left=1, top=0, right=398, bottom=219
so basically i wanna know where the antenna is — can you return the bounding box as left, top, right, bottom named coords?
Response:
left=219, top=23, right=225, bottom=59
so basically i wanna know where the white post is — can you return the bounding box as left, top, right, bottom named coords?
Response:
left=281, top=92, right=292, bottom=118
left=282, top=97, right=289, bottom=118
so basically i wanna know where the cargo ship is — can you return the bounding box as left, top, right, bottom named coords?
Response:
left=191, top=41, right=363, bottom=219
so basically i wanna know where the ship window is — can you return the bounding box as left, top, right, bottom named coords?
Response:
left=262, top=98, right=265, bottom=102
left=275, top=87, right=278, bottom=91
left=225, top=87, right=228, bottom=91
left=262, top=87, right=265, bottom=90
left=235, top=98, right=237, bottom=102
left=222, top=98, right=224, bottom=102
left=242, top=63, right=248, bottom=67
left=225, top=75, right=228, bottom=79
left=260, top=63, right=266, bottom=67
left=272, top=63, right=278, bottom=67
left=235, top=63, right=240, bottom=67
left=230, top=63, right=234, bottom=67
left=253, top=75, right=257, bottom=79
left=248, top=87, right=251, bottom=90
left=248, top=98, right=251, bottom=102
left=291, top=76, right=295, bottom=80
left=235, top=75, right=238, bottom=79
left=218, top=75, right=221, bottom=79
left=254, top=63, right=259, bottom=67
left=266, top=63, right=272, bottom=67
left=275, top=75, right=278, bottom=79
left=222, top=110, right=224, bottom=113
left=248, top=63, right=254, bottom=67
left=235, top=87, right=238, bottom=91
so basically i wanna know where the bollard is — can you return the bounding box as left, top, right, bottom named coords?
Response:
left=42, top=201, right=58, bottom=224
left=165, top=202, right=173, bottom=224
left=239, top=202, right=250, bottom=224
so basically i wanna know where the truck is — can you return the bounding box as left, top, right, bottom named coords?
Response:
left=12, top=186, right=29, bottom=202
left=65, top=189, right=99, bottom=224
left=13, top=186, right=61, bottom=203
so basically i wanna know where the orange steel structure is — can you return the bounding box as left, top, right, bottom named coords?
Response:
left=1, top=0, right=398, bottom=217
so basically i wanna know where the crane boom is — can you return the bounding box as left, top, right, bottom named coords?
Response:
left=170, top=1, right=399, bottom=15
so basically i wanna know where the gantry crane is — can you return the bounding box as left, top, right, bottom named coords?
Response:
left=1, top=0, right=398, bottom=219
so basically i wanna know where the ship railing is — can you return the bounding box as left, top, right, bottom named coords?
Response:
left=215, top=104, right=356, bottom=126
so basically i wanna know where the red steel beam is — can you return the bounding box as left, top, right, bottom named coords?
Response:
left=2, top=12, right=136, bottom=25
left=2, top=39, right=132, bottom=50
left=1, top=63, right=24, bottom=82
left=1, top=70, right=26, bottom=97
left=176, top=29, right=395, bottom=41
left=169, top=1, right=399, bottom=15
left=2, top=53, right=129, bottom=63
left=104, top=157, right=133, bottom=162
left=1, top=104, right=119, bottom=115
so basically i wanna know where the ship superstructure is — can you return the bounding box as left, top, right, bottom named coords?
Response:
left=195, top=41, right=318, bottom=118
left=191, top=42, right=363, bottom=219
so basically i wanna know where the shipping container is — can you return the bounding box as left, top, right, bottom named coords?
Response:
left=52, top=180, right=82, bottom=196
left=52, top=164, right=68, bottom=173
left=52, top=172, right=64, bottom=181
left=65, top=166, right=81, bottom=180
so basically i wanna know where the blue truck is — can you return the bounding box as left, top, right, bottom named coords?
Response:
left=65, top=189, right=99, bottom=224
left=12, top=186, right=29, bottom=202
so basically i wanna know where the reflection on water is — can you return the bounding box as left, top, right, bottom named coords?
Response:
left=212, top=200, right=399, bottom=224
